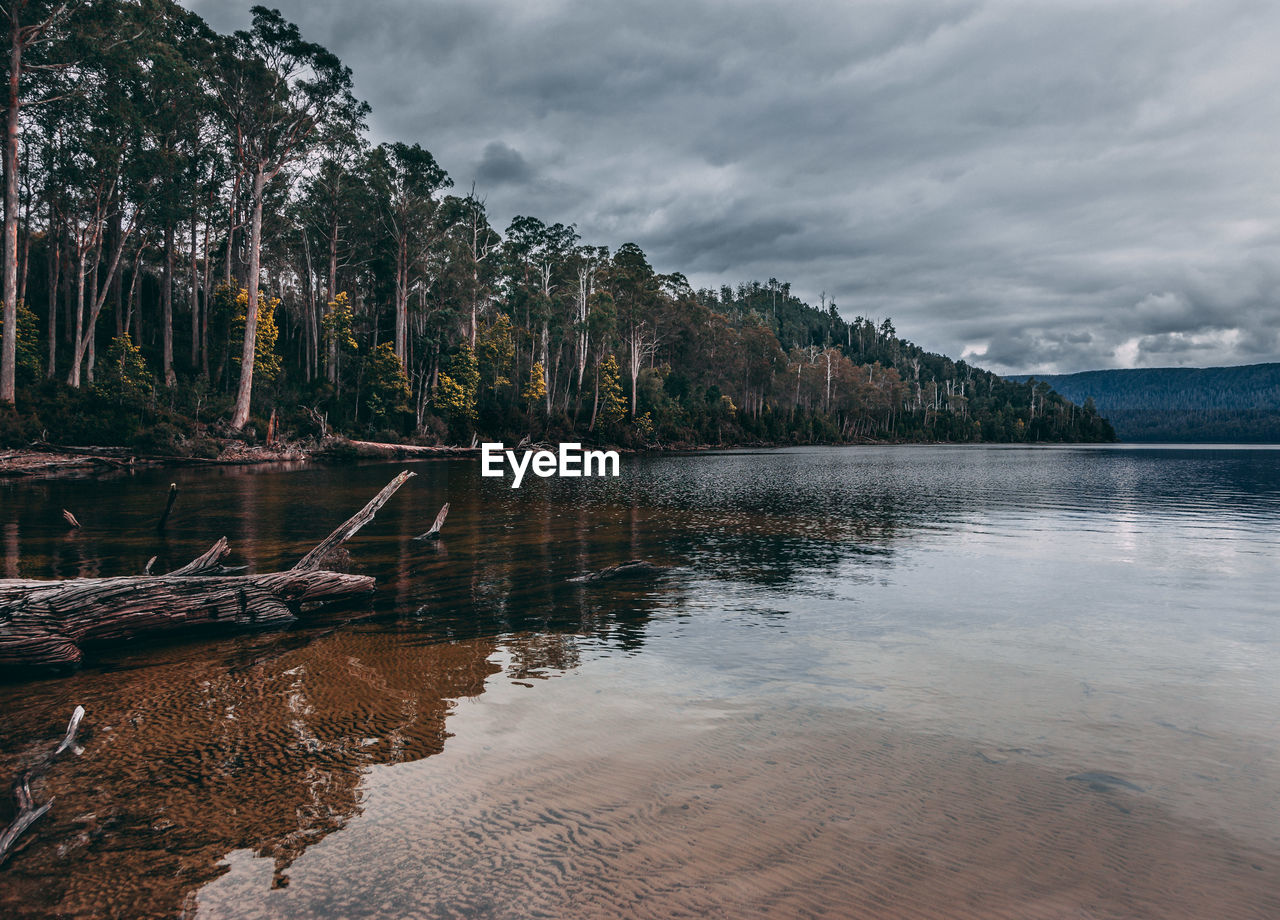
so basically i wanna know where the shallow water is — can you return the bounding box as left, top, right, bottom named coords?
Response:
left=1, top=445, right=1277, bottom=918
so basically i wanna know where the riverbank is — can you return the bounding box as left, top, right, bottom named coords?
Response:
left=0, top=432, right=1120, bottom=477
left=0, top=439, right=477, bottom=478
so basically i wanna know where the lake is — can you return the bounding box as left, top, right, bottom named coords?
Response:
left=1, top=445, right=1277, bottom=918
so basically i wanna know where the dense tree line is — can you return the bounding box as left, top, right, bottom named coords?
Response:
left=1009, top=365, right=1280, bottom=442
left=0, top=1, right=1114, bottom=451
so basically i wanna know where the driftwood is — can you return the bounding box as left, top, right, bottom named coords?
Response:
left=569, top=560, right=667, bottom=583
left=157, top=483, right=179, bottom=531
left=0, top=471, right=415, bottom=669
left=0, top=449, right=130, bottom=478
left=413, top=503, right=450, bottom=541
left=0, top=705, right=84, bottom=866
left=332, top=438, right=478, bottom=459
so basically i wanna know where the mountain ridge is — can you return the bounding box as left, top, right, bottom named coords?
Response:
left=1005, top=363, right=1280, bottom=442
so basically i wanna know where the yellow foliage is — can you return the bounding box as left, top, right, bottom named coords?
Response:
left=231, top=288, right=282, bottom=384
left=524, top=361, right=547, bottom=405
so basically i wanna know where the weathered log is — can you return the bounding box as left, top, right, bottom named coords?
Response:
left=0, top=472, right=416, bottom=669
left=326, top=438, right=478, bottom=459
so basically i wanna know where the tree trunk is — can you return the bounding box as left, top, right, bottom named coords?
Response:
left=300, top=227, right=314, bottom=382
left=130, top=261, right=141, bottom=345
left=0, top=17, right=21, bottom=405
left=223, top=171, right=239, bottom=289
left=201, top=200, right=212, bottom=379
left=85, top=243, right=98, bottom=383
left=68, top=215, right=133, bottom=388
left=107, top=210, right=121, bottom=337
left=230, top=168, right=265, bottom=430
left=394, top=233, right=408, bottom=367
left=190, top=215, right=200, bottom=370
left=16, top=205, right=29, bottom=307
left=46, top=222, right=58, bottom=379
left=67, top=246, right=86, bottom=387
left=541, top=321, right=550, bottom=416
left=161, top=222, right=175, bottom=385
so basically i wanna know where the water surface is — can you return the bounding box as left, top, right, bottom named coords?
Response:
left=1, top=446, right=1277, bottom=918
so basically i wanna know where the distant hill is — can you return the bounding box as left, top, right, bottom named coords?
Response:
left=1005, top=364, right=1280, bottom=442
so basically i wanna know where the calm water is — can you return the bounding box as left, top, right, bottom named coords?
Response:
left=1, top=446, right=1277, bottom=918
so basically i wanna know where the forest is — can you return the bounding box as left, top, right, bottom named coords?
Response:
left=1008, top=364, right=1280, bottom=442
left=0, top=1, right=1115, bottom=453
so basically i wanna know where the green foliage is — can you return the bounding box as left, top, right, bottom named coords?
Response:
left=1009, top=366, right=1277, bottom=442
left=0, top=406, right=42, bottom=446
left=477, top=313, right=515, bottom=389
left=0, top=301, right=40, bottom=384
left=436, top=344, right=479, bottom=420
left=321, top=291, right=358, bottom=355
left=94, top=334, right=152, bottom=408
left=363, top=342, right=412, bottom=429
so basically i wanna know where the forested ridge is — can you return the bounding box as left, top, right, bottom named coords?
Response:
left=0, top=1, right=1114, bottom=454
left=1007, top=365, right=1280, bottom=443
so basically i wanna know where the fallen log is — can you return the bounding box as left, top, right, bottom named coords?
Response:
left=0, top=471, right=415, bottom=669
left=321, top=437, right=479, bottom=459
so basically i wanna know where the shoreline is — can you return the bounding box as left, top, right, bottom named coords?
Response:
left=0, top=434, right=1127, bottom=478
left=0, top=439, right=480, bottom=478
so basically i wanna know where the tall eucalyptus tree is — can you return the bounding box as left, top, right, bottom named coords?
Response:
left=1, top=0, right=86, bottom=404
left=211, top=5, right=362, bottom=429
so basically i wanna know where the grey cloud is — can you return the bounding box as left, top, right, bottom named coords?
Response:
left=475, top=141, right=533, bottom=186
left=180, top=0, right=1280, bottom=373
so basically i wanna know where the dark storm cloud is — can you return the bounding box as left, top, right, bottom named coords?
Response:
left=183, top=0, right=1280, bottom=372
left=475, top=141, right=533, bottom=186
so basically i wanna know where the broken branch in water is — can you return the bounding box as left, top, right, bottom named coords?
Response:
left=156, top=483, right=178, bottom=531
left=413, top=503, right=450, bottom=541
left=294, top=471, right=415, bottom=571
left=0, top=705, right=85, bottom=867
left=0, top=472, right=417, bottom=669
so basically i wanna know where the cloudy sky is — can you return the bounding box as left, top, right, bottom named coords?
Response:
left=184, top=0, right=1280, bottom=374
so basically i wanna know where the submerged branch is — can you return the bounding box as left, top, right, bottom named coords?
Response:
left=0, top=706, right=85, bottom=868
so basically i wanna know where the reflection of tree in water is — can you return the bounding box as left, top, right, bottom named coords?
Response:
left=386, top=495, right=681, bottom=654
left=505, top=632, right=581, bottom=680
left=0, top=470, right=687, bottom=919
left=0, top=626, right=586, bottom=919
left=0, top=454, right=941, bottom=918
